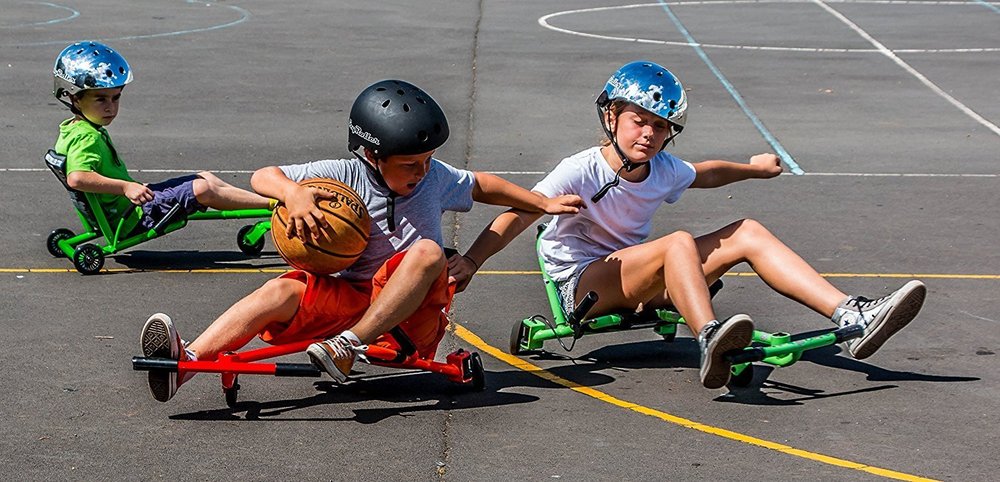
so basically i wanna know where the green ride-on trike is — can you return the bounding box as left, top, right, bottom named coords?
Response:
left=508, top=225, right=864, bottom=388
left=43, top=149, right=273, bottom=274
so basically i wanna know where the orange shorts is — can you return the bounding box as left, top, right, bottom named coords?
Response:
left=259, top=250, right=453, bottom=359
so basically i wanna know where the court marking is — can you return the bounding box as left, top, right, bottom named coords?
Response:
left=4, top=168, right=998, bottom=177
left=11, top=0, right=249, bottom=47
left=0, top=2, right=79, bottom=28
left=538, top=2, right=1000, bottom=53
left=654, top=0, right=803, bottom=174
left=542, top=1, right=1000, bottom=138
left=811, top=0, right=1000, bottom=136
left=451, top=324, right=938, bottom=482
left=3, top=268, right=997, bottom=279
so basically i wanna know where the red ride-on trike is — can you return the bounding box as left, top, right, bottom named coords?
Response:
left=132, top=326, right=486, bottom=407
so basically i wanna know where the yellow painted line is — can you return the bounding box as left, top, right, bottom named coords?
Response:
left=452, top=324, right=939, bottom=482
left=479, top=271, right=1000, bottom=280
left=2, top=268, right=997, bottom=280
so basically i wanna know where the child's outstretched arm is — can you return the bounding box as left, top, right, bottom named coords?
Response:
left=471, top=172, right=583, bottom=215
left=66, top=170, right=153, bottom=204
left=449, top=208, right=543, bottom=292
left=251, top=166, right=336, bottom=240
left=689, top=153, right=783, bottom=189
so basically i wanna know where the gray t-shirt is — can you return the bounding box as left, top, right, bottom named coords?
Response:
left=279, top=158, right=475, bottom=281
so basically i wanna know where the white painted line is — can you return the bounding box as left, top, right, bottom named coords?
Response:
left=11, top=0, right=250, bottom=47
left=812, top=0, right=1000, bottom=136
left=0, top=2, right=78, bottom=28
left=2, top=168, right=997, bottom=177
left=538, top=2, right=1000, bottom=53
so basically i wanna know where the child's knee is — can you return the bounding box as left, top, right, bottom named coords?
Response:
left=406, top=239, right=446, bottom=272
left=258, top=277, right=305, bottom=308
left=661, top=230, right=698, bottom=253
left=732, top=218, right=772, bottom=242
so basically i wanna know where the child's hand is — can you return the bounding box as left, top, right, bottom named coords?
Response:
left=124, top=182, right=154, bottom=205
left=750, top=153, right=783, bottom=178
left=541, top=194, right=585, bottom=215
left=284, top=186, right=337, bottom=241
left=447, top=252, right=479, bottom=293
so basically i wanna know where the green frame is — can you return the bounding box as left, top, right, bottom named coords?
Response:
left=510, top=224, right=863, bottom=386
left=45, top=150, right=272, bottom=274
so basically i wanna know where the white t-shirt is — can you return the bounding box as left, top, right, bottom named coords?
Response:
left=532, top=146, right=697, bottom=282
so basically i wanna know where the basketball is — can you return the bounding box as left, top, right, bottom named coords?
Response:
left=271, top=179, right=371, bottom=274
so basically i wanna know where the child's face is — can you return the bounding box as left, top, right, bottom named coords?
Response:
left=73, top=87, right=123, bottom=126
left=375, top=149, right=435, bottom=196
left=610, top=104, right=673, bottom=163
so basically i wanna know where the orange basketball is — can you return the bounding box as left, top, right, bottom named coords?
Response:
left=271, top=178, right=371, bottom=274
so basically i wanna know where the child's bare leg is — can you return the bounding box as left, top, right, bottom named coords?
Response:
left=192, top=171, right=271, bottom=210
left=306, top=240, right=446, bottom=381
left=576, top=231, right=716, bottom=334
left=695, top=218, right=847, bottom=317
left=186, top=277, right=304, bottom=360
left=350, top=239, right=446, bottom=343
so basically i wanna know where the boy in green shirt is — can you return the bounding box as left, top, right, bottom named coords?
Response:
left=52, top=41, right=270, bottom=234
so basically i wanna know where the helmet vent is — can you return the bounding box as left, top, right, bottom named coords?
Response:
left=119, top=67, right=125, bottom=74
left=382, top=99, right=391, bottom=108
left=653, top=92, right=661, bottom=102
left=417, top=130, right=428, bottom=142
left=402, top=103, right=410, bottom=112
left=375, top=87, right=387, bottom=92
left=397, top=89, right=405, bottom=95
left=416, top=97, right=426, bottom=104
left=656, top=71, right=664, bottom=77
left=105, top=69, right=113, bottom=78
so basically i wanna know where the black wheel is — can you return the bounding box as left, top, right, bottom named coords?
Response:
left=72, top=243, right=104, bottom=275
left=509, top=320, right=528, bottom=355
left=468, top=352, right=486, bottom=392
left=237, top=224, right=265, bottom=256
left=46, top=228, right=75, bottom=258
left=224, top=377, right=240, bottom=408
left=729, top=364, right=754, bottom=388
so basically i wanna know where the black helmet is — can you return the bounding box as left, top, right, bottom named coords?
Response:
left=348, top=80, right=449, bottom=158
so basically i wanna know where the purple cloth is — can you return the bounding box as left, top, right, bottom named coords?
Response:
left=139, top=174, right=207, bottom=229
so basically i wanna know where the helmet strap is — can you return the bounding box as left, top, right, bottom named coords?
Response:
left=351, top=147, right=398, bottom=231
left=592, top=103, right=642, bottom=203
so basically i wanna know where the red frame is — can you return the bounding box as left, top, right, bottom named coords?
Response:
left=133, top=339, right=476, bottom=391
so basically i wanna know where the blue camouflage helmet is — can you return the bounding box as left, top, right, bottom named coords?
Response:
left=598, top=60, right=687, bottom=132
left=53, top=41, right=133, bottom=100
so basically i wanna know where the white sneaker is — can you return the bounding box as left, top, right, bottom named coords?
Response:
left=307, top=331, right=367, bottom=382
left=833, top=280, right=926, bottom=360
left=698, top=314, right=754, bottom=389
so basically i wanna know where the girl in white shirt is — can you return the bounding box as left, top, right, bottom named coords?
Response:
left=453, top=61, right=925, bottom=389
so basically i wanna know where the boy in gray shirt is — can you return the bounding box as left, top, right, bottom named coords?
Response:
left=139, top=80, right=582, bottom=402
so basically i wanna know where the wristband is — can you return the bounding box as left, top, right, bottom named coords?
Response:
left=462, top=255, right=481, bottom=270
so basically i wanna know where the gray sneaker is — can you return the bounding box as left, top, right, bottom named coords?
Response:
left=307, top=332, right=366, bottom=382
left=698, top=314, right=754, bottom=389
left=140, top=313, right=183, bottom=402
left=833, top=280, right=926, bottom=360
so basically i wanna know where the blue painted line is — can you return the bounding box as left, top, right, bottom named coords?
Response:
left=973, top=0, right=1000, bottom=14
left=655, top=0, right=804, bottom=175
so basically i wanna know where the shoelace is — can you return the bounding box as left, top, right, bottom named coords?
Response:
left=326, top=337, right=370, bottom=363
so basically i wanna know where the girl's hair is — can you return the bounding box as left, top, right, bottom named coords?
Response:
left=599, top=100, right=631, bottom=147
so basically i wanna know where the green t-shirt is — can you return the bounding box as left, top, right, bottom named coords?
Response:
left=54, top=119, right=140, bottom=233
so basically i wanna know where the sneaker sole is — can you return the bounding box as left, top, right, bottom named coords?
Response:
left=850, top=281, right=926, bottom=360
left=306, top=344, right=351, bottom=383
left=702, top=316, right=754, bottom=389
left=140, top=314, right=179, bottom=402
